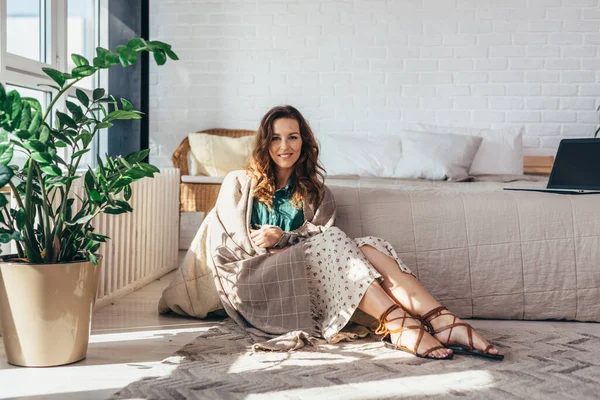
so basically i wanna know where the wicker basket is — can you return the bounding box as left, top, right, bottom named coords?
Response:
left=173, top=129, right=255, bottom=212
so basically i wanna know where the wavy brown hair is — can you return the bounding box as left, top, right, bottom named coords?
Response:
left=247, top=105, right=325, bottom=210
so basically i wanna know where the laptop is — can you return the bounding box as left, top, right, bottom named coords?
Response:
left=504, top=138, right=600, bottom=194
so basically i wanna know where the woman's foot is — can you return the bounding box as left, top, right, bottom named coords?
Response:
left=378, top=305, right=453, bottom=359
left=422, top=306, right=502, bottom=359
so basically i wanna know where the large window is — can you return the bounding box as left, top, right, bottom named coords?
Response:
left=1, top=0, right=105, bottom=169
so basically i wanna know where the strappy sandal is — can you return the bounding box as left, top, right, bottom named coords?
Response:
left=372, top=304, right=453, bottom=360
left=420, top=306, right=504, bottom=361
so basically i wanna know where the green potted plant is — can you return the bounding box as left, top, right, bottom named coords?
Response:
left=0, top=38, right=177, bottom=367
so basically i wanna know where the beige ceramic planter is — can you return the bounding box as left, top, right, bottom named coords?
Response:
left=0, top=257, right=101, bottom=367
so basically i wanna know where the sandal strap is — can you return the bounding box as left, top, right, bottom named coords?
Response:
left=420, top=306, right=448, bottom=334
left=420, top=345, right=447, bottom=358
left=372, top=304, right=403, bottom=335
left=483, top=344, right=494, bottom=354
left=421, top=306, right=448, bottom=322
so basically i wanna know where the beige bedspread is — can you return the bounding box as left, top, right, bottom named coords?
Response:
left=160, top=174, right=600, bottom=322
left=330, top=174, right=600, bottom=321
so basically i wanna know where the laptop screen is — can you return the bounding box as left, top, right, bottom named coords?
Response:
left=548, top=139, right=600, bottom=190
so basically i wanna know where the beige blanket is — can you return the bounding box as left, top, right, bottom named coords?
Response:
left=159, top=170, right=336, bottom=344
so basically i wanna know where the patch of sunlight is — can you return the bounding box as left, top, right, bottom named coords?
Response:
left=245, top=370, right=496, bottom=399
left=0, top=361, right=173, bottom=399
left=228, top=350, right=362, bottom=373
left=89, top=326, right=212, bottom=344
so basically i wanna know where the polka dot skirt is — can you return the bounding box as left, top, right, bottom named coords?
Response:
left=302, top=226, right=413, bottom=341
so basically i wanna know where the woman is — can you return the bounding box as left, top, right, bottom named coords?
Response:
left=210, top=105, right=502, bottom=360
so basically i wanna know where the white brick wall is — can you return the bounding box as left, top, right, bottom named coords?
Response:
left=149, top=0, right=600, bottom=167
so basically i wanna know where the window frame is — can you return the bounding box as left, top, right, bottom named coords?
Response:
left=0, top=0, right=106, bottom=170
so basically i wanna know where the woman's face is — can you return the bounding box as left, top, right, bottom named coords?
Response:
left=269, top=118, right=303, bottom=172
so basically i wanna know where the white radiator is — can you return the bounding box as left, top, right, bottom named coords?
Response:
left=2, top=168, right=179, bottom=309
left=72, top=167, right=180, bottom=308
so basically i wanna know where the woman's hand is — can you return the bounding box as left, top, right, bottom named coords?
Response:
left=250, top=226, right=284, bottom=248
left=267, top=248, right=286, bottom=254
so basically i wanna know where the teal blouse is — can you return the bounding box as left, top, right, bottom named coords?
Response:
left=251, top=179, right=304, bottom=232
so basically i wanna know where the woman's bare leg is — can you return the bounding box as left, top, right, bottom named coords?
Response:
left=360, top=245, right=500, bottom=355
left=358, top=281, right=452, bottom=359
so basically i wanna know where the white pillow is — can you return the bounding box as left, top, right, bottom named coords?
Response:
left=393, top=130, right=483, bottom=181
left=318, top=134, right=402, bottom=177
left=188, top=133, right=256, bottom=176
left=415, top=123, right=523, bottom=175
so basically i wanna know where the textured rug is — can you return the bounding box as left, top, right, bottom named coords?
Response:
left=110, top=319, right=600, bottom=400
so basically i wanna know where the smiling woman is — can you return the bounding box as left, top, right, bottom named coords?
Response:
left=162, top=105, right=503, bottom=361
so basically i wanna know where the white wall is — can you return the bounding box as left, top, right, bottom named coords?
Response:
left=149, top=0, right=600, bottom=167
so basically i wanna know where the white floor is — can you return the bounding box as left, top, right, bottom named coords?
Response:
left=0, top=270, right=219, bottom=400
left=1, top=269, right=600, bottom=400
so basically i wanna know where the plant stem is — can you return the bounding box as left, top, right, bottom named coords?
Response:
left=0, top=207, right=24, bottom=258
left=8, top=178, right=41, bottom=262
left=34, top=163, right=54, bottom=262
left=41, top=77, right=84, bottom=124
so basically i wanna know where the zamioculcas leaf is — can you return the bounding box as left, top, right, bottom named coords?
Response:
left=72, top=65, right=96, bottom=77
left=72, top=149, right=90, bottom=158
left=95, top=122, right=113, bottom=130
left=0, top=164, right=14, bottom=187
left=96, top=46, right=110, bottom=57
left=14, top=209, right=25, bottom=230
left=118, top=47, right=139, bottom=66
left=93, top=88, right=105, bottom=101
left=68, top=214, right=94, bottom=225
left=41, top=67, right=66, bottom=87
left=66, top=101, right=84, bottom=121
left=103, top=110, right=142, bottom=122
left=28, top=111, right=42, bottom=134
left=140, top=163, right=160, bottom=174
left=127, top=38, right=145, bottom=50
left=80, top=132, right=93, bottom=148
left=0, top=231, right=22, bottom=243
left=84, top=169, right=96, bottom=190
left=15, top=130, right=32, bottom=141
left=30, top=152, right=53, bottom=164
left=93, top=57, right=111, bottom=68
left=115, top=200, right=133, bottom=212
left=153, top=49, right=167, bottom=66
left=23, top=140, right=46, bottom=152
left=0, top=145, right=14, bottom=166
left=89, top=189, right=103, bottom=203
left=9, top=92, right=22, bottom=128
left=120, top=98, right=133, bottom=111
left=49, top=129, right=71, bottom=145
left=56, top=111, right=78, bottom=129
left=124, top=184, right=132, bottom=201
left=89, top=253, right=98, bottom=265
left=71, top=53, right=89, bottom=67
left=103, top=206, right=126, bottom=215
left=19, top=106, right=31, bottom=130
left=112, top=176, right=135, bottom=189
left=41, top=165, right=62, bottom=176
left=165, top=48, right=179, bottom=60
left=39, top=125, right=50, bottom=143
left=76, top=89, right=89, bottom=108
left=125, top=149, right=149, bottom=164
left=22, top=97, right=42, bottom=112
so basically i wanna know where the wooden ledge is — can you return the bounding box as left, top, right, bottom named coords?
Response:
left=524, top=155, right=554, bottom=176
